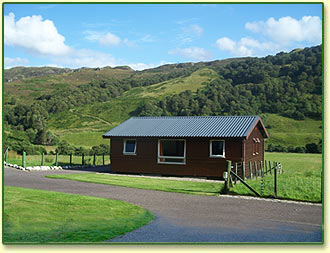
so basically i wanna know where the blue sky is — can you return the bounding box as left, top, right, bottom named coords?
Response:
left=4, top=3, right=322, bottom=70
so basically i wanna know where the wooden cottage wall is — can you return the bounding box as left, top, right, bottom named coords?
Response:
left=110, top=136, right=244, bottom=178
left=243, top=123, right=265, bottom=178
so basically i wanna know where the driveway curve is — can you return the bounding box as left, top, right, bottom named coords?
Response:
left=4, top=166, right=322, bottom=243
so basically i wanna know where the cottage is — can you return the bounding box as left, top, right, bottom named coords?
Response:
left=102, top=116, right=269, bottom=179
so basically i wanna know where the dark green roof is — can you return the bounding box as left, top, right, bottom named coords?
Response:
left=103, top=116, right=269, bottom=139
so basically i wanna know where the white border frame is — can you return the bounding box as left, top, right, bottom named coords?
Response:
left=209, top=139, right=225, bottom=158
left=123, top=139, right=137, bottom=155
left=157, top=139, right=186, bottom=165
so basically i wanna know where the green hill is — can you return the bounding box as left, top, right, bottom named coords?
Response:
left=4, top=45, right=322, bottom=154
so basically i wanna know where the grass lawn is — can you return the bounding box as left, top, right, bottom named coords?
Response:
left=230, top=152, right=322, bottom=203
left=47, top=173, right=223, bottom=196
left=3, top=186, right=154, bottom=243
left=46, top=152, right=322, bottom=203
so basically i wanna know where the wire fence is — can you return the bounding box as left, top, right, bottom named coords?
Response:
left=4, top=150, right=110, bottom=167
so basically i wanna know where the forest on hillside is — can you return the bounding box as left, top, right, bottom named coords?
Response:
left=3, top=45, right=322, bottom=155
left=136, top=45, right=322, bottom=121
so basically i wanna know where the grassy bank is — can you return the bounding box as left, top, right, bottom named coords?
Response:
left=47, top=173, right=223, bottom=196
left=3, top=186, right=154, bottom=243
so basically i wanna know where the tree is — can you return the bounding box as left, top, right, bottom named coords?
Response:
left=56, top=140, right=75, bottom=155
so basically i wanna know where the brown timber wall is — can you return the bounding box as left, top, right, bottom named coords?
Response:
left=110, top=137, right=244, bottom=178
left=243, top=122, right=265, bottom=178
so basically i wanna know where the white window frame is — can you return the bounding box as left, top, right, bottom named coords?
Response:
left=123, top=139, right=137, bottom=155
left=209, top=139, right=225, bottom=158
left=157, top=139, right=186, bottom=165
left=252, top=138, right=256, bottom=155
left=256, top=138, right=260, bottom=155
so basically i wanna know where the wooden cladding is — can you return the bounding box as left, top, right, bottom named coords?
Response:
left=109, top=125, right=265, bottom=178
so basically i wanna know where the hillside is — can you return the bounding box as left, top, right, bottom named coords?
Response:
left=3, top=45, right=322, bottom=154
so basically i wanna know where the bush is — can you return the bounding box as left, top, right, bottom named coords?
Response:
left=294, top=146, right=305, bottom=153
left=305, top=142, right=322, bottom=153
left=56, top=140, right=75, bottom=155
left=45, top=157, right=54, bottom=163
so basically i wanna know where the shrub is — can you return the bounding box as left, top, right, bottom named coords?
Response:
left=45, top=157, right=54, bottom=163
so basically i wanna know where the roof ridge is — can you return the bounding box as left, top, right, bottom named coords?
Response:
left=131, top=115, right=259, bottom=119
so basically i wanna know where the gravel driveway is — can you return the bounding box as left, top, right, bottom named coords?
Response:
left=3, top=166, right=323, bottom=243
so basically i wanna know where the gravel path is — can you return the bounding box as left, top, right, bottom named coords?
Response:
left=4, top=166, right=323, bottom=243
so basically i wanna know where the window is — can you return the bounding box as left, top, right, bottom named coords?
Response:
left=123, top=139, right=136, bottom=155
left=252, top=138, right=260, bottom=155
left=158, top=139, right=186, bottom=164
left=256, top=138, right=260, bottom=155
left=210, top=140, right=225, bottom=158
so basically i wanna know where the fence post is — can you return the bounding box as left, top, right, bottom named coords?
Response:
left=225, top=160, right=232, bottom=192
left=254, top=161, right=258, bottom=179
left=55, top=153, right=58, bottom=166
left=260, top=160, right=263, bottom=176
left=261, top=164, right=265, bottom=196
left=269, top=160, right=272, bottom=175
left=41, top=152, right=44, bottom=166
left=82, top=153, right=85, bottom=166
left=22, top=151, right=26, bottom=168
left=249, top=161, right=252, bottom=179
left=242, top=162, right=245, bottom=180
left=274, top=162, right=278, bottom=198
left=4, top=148, right=8, bottom=162
left=70, top=153, right=72, bottom=166
left=102, top=154, right=105, bottom=165
left=93, top=153, right=96, bottom=166
left=264, top=160, right=267, bottom=175
left=234, top=163, right=238, bottom=184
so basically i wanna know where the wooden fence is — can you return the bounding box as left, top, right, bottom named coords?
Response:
left=230, top=160, right=283, bottom=181
left=4, top=150, right=110, bottom=168
left=224, top=160, right=283, bottom=198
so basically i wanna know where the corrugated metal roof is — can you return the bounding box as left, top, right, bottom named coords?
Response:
left=103, top=115, right=267, bottom=138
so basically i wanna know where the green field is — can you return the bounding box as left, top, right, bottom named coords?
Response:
left=261, top=114, right=322, bottom=148
left=46, top=152, right=322, bottom=202
left=3, top=186, right=153, bottom=243
left=230, top=152, right=322, bottom=202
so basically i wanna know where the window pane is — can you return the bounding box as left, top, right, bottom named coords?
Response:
left=212, top=141, right=224, bottom=156
left=125, top=140, right=136, bottom=153
left=160, top=140, right=184, bottom=157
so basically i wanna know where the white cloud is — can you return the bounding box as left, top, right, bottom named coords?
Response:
left=169, top=47, right=212, bottom=61
left=127, top=61, right=171, bottom=71
left=127, top=63, right=156, bottom=71
left=216, top=37, right=280, bottom=56
left=4, top=57, right=29, bottom=68
left=4, top=12, right=70, bottom=56
left=99, top=32, right=121, bottom=46
left=186, top=24, right=203, bottom=37
left=84, top=30, right=135, bottom=47
left=177, top=24, right=203, bottom=44
left=140, top=34, right=156, bottom=43
left=245, top=16, right=322, bottom=45
left=216, top=37, right=237, bottom=53
left=50, top=49, right=117, bottom=69
left=217, top=15, right=321, bottom=57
